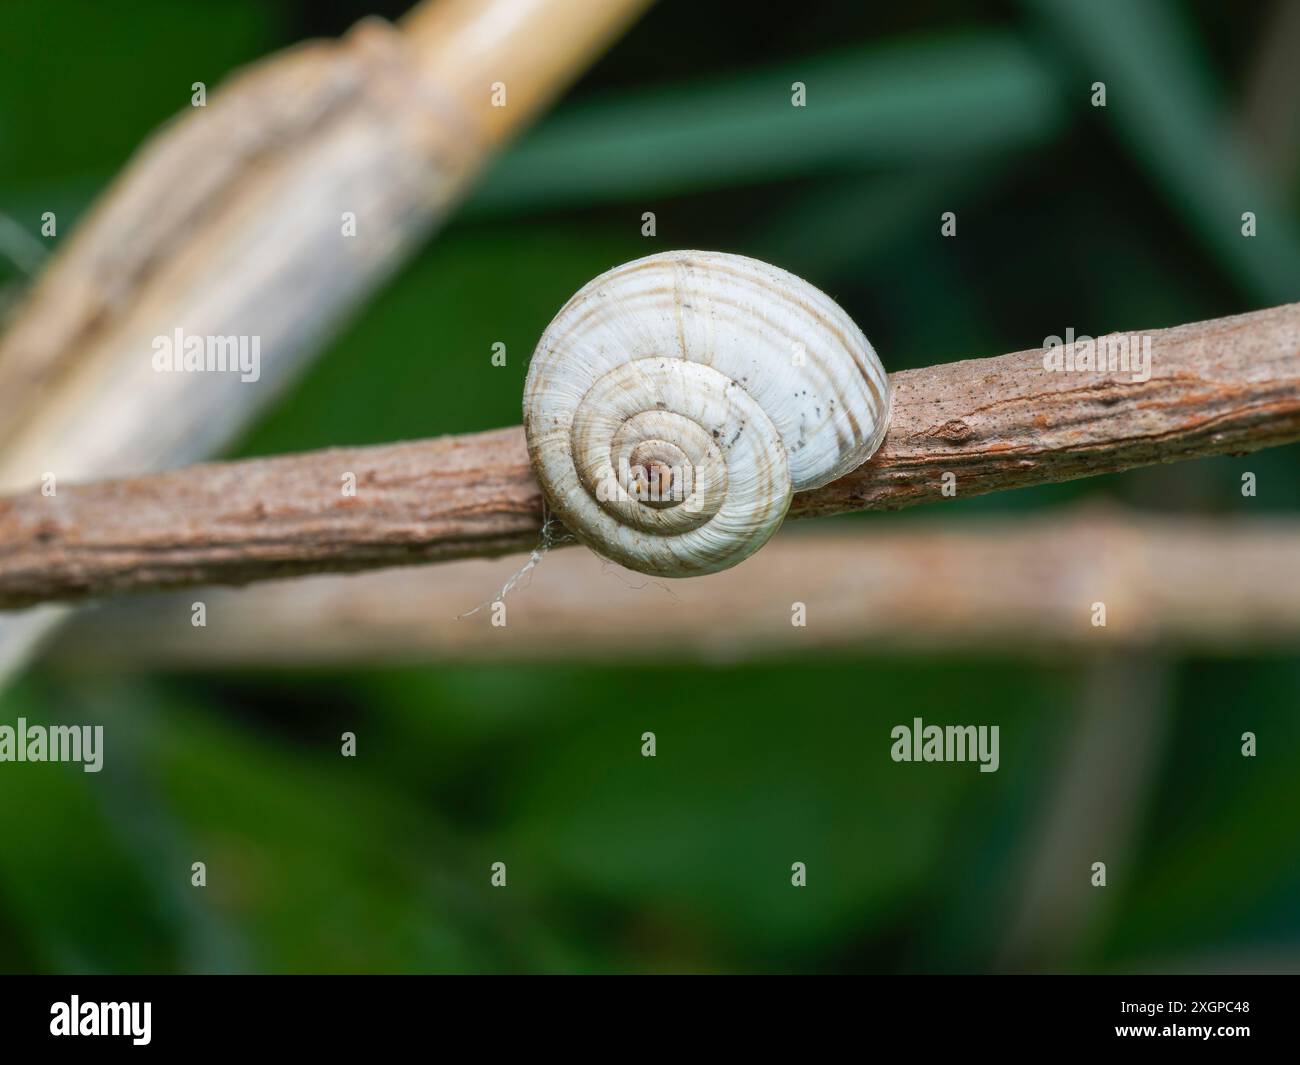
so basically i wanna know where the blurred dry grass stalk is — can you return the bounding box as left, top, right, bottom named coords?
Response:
left=0, top=0, right=653, bottom=679
left=48, top=509, right=1300, bottom=668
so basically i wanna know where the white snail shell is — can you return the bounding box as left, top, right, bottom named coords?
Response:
left=523, top=250, right=891, bottom=577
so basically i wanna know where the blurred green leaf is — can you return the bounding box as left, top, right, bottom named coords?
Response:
left=466, top=35, right=1067, bottom=215
left=0, top=680, right=176, bottom=972
left=0, top=0, right=275, bottom=185
left=1024, top=0, right=1300, bottom=304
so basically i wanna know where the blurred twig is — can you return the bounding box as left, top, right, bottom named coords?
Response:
left=0, top=0, right=652, bottom=680
left=0, top=0, right=653, bottom=479
left=46, top=509, right=1300, bottom=667
left=0, top=301, right=1297, bottom=608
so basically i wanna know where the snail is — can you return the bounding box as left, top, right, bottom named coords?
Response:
left=522, top=250, right=891, bottom=577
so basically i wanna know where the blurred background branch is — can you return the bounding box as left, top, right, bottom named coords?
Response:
left=0, top=0, right=651, bottom=680
left=46, top=508, right=1300, bottom=668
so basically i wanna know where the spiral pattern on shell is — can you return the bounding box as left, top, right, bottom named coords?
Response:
left=523, top=251, right=891, bottom=577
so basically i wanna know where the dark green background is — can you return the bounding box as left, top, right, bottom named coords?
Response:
left=1, top=0, right=1297, bottom=973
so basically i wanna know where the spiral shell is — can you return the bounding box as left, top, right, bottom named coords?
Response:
left=523, top=250, right=891, bottom=577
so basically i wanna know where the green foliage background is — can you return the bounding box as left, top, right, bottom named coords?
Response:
left=0, top=0, right=1297, bottom=973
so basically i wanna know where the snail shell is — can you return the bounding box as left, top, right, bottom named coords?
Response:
left=522, top=250, right=891, bottom=577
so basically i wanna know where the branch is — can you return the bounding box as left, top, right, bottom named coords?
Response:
left=48, top=511, right=1300, bottom=667
left=1, top=302, right=1297, bottom=608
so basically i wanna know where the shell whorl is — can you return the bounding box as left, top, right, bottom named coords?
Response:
left=522, top=251, right=891, bottom=577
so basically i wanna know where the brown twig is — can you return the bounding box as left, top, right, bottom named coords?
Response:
left=1, top=302, right=1298, bottom=608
